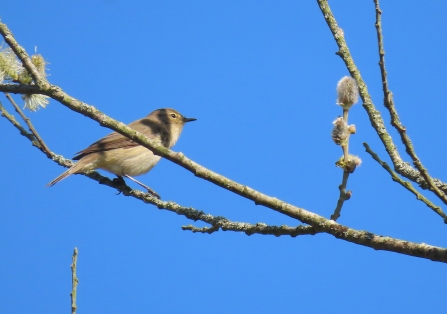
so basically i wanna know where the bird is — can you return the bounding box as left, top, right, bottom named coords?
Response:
left=47, top=108, right=196, bottom=198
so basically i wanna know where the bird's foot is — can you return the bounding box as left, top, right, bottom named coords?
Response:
left=145, top=187, right=161, bottom=199
left=113, top=176, right=128, bottom=195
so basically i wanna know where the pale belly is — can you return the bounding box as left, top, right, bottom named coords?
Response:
left=96, top=146, right=161, bottom=177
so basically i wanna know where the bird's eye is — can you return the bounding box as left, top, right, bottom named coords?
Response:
left=170, top=114, right=177, bottom=118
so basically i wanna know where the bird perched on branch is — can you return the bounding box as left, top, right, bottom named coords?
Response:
left=47, top=108, right=196, bottom=198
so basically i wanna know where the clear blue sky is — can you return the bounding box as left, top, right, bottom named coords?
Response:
left=1, top=1, right=447, bottom=313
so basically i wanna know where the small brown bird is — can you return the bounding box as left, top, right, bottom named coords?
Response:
left=47, top=108, right=196, bottom=198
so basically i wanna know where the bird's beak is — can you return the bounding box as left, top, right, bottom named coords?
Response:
left=183, top=117, right=197, bottom=123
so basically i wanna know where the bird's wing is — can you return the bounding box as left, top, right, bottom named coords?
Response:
left=73, top=118, right=162, bottom=160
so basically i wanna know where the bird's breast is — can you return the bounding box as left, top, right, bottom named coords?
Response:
left=97, top=146, right=161, bottom=177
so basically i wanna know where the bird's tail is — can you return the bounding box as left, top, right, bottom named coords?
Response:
left=46, top=168, right=76, bottom=187
left=46, top=161, right=86, bottom=187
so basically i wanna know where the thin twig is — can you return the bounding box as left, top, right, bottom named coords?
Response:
left=331, top=170, right=351, bottom=221
left=4, top=92, right=52, bottom=157
left=70, top=247, right=78, bottom=314
left=373, top=0, right=447, bottom=206
left=364, top=143, right=446, bottom=222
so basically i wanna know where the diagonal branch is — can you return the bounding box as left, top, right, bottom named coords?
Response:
left=315, top=0, right=447, bottom=196
left=373, top=0, right=447, bottom=207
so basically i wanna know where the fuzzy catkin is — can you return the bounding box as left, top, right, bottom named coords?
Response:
left=336, top=76, right=358, bottom=109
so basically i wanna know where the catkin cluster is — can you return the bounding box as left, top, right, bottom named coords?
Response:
left=0, top=43, right=49, bottom=111
left=331, top=76, right=361, bottom=173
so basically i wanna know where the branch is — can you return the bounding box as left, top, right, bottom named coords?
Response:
left=315, top=0, right=447, bottom=196
left=1, top=21, right=447, bottom=262
left=373, top=0, right=447, bottom=207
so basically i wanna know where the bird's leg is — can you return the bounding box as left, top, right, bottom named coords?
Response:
left=124, top=174, right=161, bottom=199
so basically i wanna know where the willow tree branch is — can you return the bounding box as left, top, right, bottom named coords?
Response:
left=373, top=0, right=447, bottom=207
left=70, top=247, right=78, bottom=314
left=1, top=22, right=447, bottom=262
left=364, top=143, right=446, bottom=221
left=315, top=0, right=447, bottom=195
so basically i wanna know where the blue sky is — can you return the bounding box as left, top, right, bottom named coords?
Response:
left=1, top=1, right=447, bottom=313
